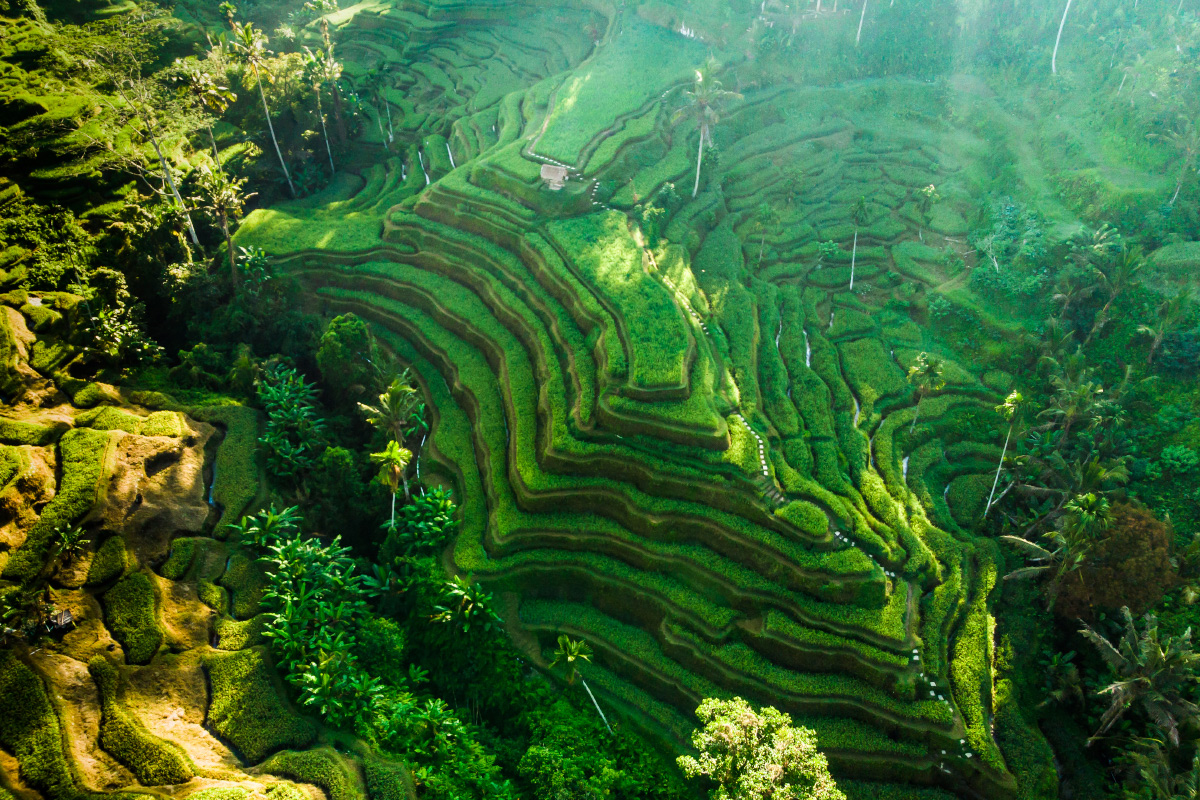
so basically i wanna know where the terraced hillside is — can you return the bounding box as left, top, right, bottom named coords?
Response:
left=234, top=4, right=1079, bottom=798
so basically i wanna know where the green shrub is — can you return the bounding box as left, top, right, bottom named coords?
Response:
left=775, top=501, right=829, bottom=537
left=0, top=651, right=77, bottom=799
left=85, top=535, right=128, bottom=586
left=3, top=427, right=113, bottom=583
left=0, top=416, right=62, bottom=445
left=260, top=748, right=360, bottom=800
left=103, top=572, right=163, bottom=665
left=160, top=537, right=198, bottom=580
left=88, top=656, right=194, bottom=785
left=363, top=758, right=414, bottom=800
left=191, top=405, right=261, bottom=522
left=203, top=647, right=316, bottom=763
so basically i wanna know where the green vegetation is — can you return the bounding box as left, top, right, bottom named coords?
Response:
left=102, top=571, right=163, bottom=665
left=204, top=647, right=318, bottom=763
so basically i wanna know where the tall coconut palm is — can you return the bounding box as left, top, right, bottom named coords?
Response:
left=1084, top=244, right=1144, bottom=346
left=672, top=58, right=741, bottom=199
left=1001, top=522, right=1093, bottom=610
left=549, top=634, right=611, bottom=734
left=301, top=46, right=336, bottom=176
left=906, top=352, right=945, bottom=433
left=1079, top=607, right=1200, bottom=746
left=371, top=440, right=413, bottom=527
left=231, top=21, right=296, bottom=198
left=855, top=0, right=868, bottom=46
left=358, top=374, right=423, bottom=443
left=173, top=58, right=236, bottom=166
left=356, top=64, right=396, bottom=147
left=984, top=390, right=1026, bottom=518
left=1150, top=116, right=1199, bottom=205
left=849, top=195, right=867, bottom=291
left=193, top=165, right=255, bottom=288
left=1040, top=371, right=1105, bottom=446
left=1138, top=288, right=1193, bottom=366
left=319, top=19, right=348, bottom=145
left=1051, top=0, right=1073, bottom=75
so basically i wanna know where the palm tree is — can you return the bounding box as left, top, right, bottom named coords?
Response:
left=356, top=64, right=396, bottom=147
left=371, top=440, right=413, bottom=527
left=672, top=58, right=741, bottom=199
left=1051, top=0, right=1073, bottom=75
left=1039, top=371, right=1105, bottom=446
left=849, top=195, right=867, bottom=291
left=231, top=21, right=296, bottom=198
left=549, top=634, right=612, bottom=734
left=1124, top=736, right=1200, bottom=799
left=751, top=202, right=780, bottom=268
left=1079, top=607, right=1200, bottom=746
left=193, top=165, right=256, bottom=287
left=1001, top=524, right=1092, bottom=610
left=301, top=47, right=336, bottom=176
left=53, top=524, right=88, bottom=565
left=906, top=352, right=945, bottom=433
left=319, top=20, right=348, bottom=145
left=1084, top=244, right=1144, bottom=346
left=1139, top=289, right=1193, bottom=366
left=358, top=374, right=423, bottom=443
left=984, top=390, right=1026, bottom=518
left=1150, top=116, right=1199, bottom=205
left=855, top=0, right=868, bottom=46
left=218, top=1, right=237, bottom=27
left=173, top=58, right=237, bottom=166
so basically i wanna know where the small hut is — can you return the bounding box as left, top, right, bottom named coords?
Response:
left=540, top=164, right=569, bottom=191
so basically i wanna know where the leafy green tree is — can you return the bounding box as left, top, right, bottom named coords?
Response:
left=355, top=63, right=397, bottom=147
left=849, top=195, right=868, bottom=291
left=1120, top=736, right=1200, bottom=800
left=672, top=57, right=741, bottom=198
left=677, top=697, right=844, bottom=800
left=1084, top=244, right=1144, bottom=346
left=372, top=440, right=413, bottom=524
left=906, top=352, right=945, bottom=433
left=316, top=314, right=376, bottom=403
left=231, top=21, right=296, bottom=198
left=751, top=202, right=780, bottom=268
left=431, top=576, right=501, bottom=634
left=226, top=504, right=302, bottom=549
left=1079, top=607, right=1200, bottom=746
left=257, top=363, right=327, bottom=485
left=549, top=635, right=611, bottom=734
left=192, top=165, right=255, bottom=287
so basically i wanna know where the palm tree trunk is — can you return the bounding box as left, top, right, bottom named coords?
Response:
left=254, top=65, right=296, bottom=198
left=850, top=228, right=858, bottom=291
left=145, top=125, right=201, bottom=248
left=910, top=397, right=921, bottom=433
left=984, top=423, right=1012, bottom=518
left=390, top=492, right=396, bottom=528
left=222, top=212, right=236, bottom=290
left=580, top=677, right=612, bottom=734
left=1171, top=171, right=1184, bottom=204
left=384, top=99, right=394, bottom=142
left=316, top=90, right=336, bottom=176
left=692, top=125, right=706, bottom=198
left=401, top=473, right=411, bottom=503
left=374, top=107, right=388, bottom=150
left=208, top=125, right=221, bottom=169
left=759, top=232, right=766, bottom=266
left=856, top=0, right=868, bottom=46
left=1052, top=0, right=1072, bottom=75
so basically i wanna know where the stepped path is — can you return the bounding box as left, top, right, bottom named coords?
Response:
left=235, top=6, right=1049, bottom=799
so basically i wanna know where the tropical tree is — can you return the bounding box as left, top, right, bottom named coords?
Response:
left=372, top=439, right=413, bottom=525
left=53, top=524, right=88, bottom=566
left=356, top=64, right=396, bottom=147
left=1001, top=521, right=1094, bottom=610
left=172, top=58, right=236, bottom=165
left=1084, top=244, right=1144, bottom=346
left=1040, top=370, right=1107, bottom=446
left=359, top=374, right=426, bottom=443
left=301, top=46, right=336, bottom=176
left=230, top=21, right=296, bottom=198
left=849, top=195, right=867, bottom=291
left=318, top=19, right=348, bottom=144
left=1121, top=736, right=1200, bottom=799
left=192, top=165, right=255, bottom=287
left=1139, top=289, right=1193, bottom=366
left=751, top=202, right=780, bottom=268
left=985, top=390, right=1026, bottom=518
left=226, top=504, right=302, bottom=550
left=549, top=634, right=612, bottom=734
left=1150, top=116, right=1199, bottom=205
left=1079, top=607, right=1200, bottom=746
left=673, top=57, right=741, bottom=198
left=906, top=352, right=945, bottom=433
left=855, top=0, right=868, bottom=47
left=1051, top=0, right=1073, bottom=75
left=431, top=576, right=501, bottom=634
left=677, top=697, right=844, bottom=800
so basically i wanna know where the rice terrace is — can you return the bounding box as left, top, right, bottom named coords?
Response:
left=0, top=1, right=1198, bottom=799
